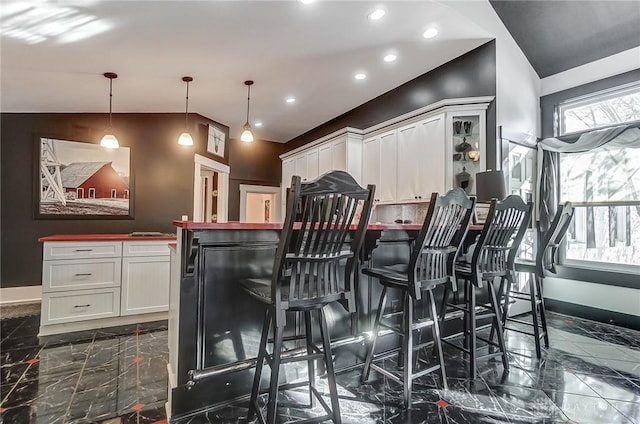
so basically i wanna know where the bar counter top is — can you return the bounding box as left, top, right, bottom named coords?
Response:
left=38, top=233, right=177, bottom=242
left=173, top=221, right=483, bottom=232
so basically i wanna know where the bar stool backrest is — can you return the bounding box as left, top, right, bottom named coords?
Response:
left=536, top=201, right=574, bottom=276
left=273, top=171, right=376, bottom=316
left=472, top=195, right=533, bottom=280
left=409, top=188, right=475, bottom=299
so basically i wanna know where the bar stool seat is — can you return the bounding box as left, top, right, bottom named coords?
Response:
left=242, top=170, right=375, bottom=424
left=361, top=188, right=475, bottom=409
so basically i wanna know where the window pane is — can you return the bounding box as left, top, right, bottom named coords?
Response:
left=566, top=205, right=640, bottom=267
left=559, top=146, right=640, bottom=203
left=560, top=84, right=640, bottom=134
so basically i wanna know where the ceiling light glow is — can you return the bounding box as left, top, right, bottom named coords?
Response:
left=422, top=27, right=439, bottom=39
left=354, top=73, right=367, bottom=80
left=299, top=0, right=315, bottom=4
left=383, top=54, right=397, bottom=63
left=368, top=9, right=385, bottom=21
left=255, top=122, right=263, bottom=127
left=286, top=97, right=296, bottom=103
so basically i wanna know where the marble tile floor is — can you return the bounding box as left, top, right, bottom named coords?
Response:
left=1, top=311, right=639, bottom=424
left=0, top=315, right=169, bottom=424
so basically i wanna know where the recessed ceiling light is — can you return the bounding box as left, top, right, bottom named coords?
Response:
left=354, top=73, right=367, bottom=80
left=368, top=9, right=385, bottom=21
left=286, top=97, right=296, bottom=103
left=254, top=122, right=263, bottom=127
left=422, top=27, right=439, bottom=39
left=383, top=53, right=397, bottom=63
left=299, top=0, right=315, bottom=4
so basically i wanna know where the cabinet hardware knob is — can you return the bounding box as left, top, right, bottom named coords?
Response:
left=74, top=273, right=93, bottom=277
left=74, top=249, right=93, bottom=252
left=73, top=304, right=91, bottom=308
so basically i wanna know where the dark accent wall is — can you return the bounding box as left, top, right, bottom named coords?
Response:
left=1, top=113, right=228, bottom=288
left=285, top=41, right=497, bottom=169
left=227, top=138, right=285, bottom=221
left=540, top=69, right=640, bottom=138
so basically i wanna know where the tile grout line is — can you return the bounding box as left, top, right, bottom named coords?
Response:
left=62, top=332, right=97, bottom=424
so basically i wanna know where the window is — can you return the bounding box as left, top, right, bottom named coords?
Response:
left=557, top=83, right=640, bottom=270
left=111, top=189, right=117, bottom=198
left=558, top=81, right=640, bottom=135
left=88, top=188, right=95, bottom=198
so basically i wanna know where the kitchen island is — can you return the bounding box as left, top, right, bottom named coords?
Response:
left=167, top=221, right=481, bottom=421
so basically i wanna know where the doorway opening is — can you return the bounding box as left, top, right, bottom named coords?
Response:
left=193, top=154, right=229, bottom=223
left=239, top=184, right=281, bottom=223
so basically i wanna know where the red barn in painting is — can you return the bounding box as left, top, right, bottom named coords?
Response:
left=60, top=162, right=129, bottom=199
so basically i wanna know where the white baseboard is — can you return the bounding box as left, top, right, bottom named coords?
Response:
left=0, top=286, right=42, bottom=305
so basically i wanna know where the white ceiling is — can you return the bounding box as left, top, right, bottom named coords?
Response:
left=1, top=1, right=495, bottom=142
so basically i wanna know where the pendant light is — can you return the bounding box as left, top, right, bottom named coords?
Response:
left=240, top=80, right=254, bottom=143
left=178, top=76, right=194, bottom=146
left=100, top=72, right=119, bottom=149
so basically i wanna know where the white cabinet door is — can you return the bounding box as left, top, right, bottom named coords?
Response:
left=121, top=256, right=170, bottom=316
left=362, top=136, right=380, bottom=202
left=378, top=131, right=397, bottom=203
left=294, top=154, right=308, bottom=181
left=363, top=131, right=396, bottom=204
left=282, top=158, right=295, bottom=189
left=318, top=144, right=332, bottom=175
left=396, top=115, right=445, bottom=202
left=331, top=138, right=347, bottom=172
left=415, top=114, right=445, bottom=198
left=306, top=148, right=319, bottom=181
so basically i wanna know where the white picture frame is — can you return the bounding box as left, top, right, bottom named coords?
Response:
left=207, top=124, right=226, bottom=157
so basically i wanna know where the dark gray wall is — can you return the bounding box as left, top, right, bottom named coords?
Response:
left=1, top=113, right=228, bottom=288
left=540, top=69, right=640, bottom=138
left=285, top=41, right=497, bottom=169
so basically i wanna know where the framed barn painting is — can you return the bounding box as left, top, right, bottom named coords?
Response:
left=34, top=137, right=133, bottom=219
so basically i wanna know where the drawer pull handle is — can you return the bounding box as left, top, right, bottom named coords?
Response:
left=74, top=273, right=93, bottom=277
left=73, top=304, right=91, bottom=308
left=74, top=249, right=94, bottom=252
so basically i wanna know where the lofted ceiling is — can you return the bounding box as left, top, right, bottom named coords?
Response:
left=1, top=0, right=495, bottom=142
left=490, top=0, right=640, bottom=78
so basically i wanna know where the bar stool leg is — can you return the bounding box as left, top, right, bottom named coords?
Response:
left=535, top=275, right=550, bottom=348
left=427, top=289, right=448, bottom=390
left=304, top=310, right=316, bottom=407
left=489, top=276, right=507, bottom=344
left=489, top=279, right=510, bottom=371
left=319, top=308, right=342, bottom=424
left=362, top=286, right=388, bottom=382
left=529, top=274, right=543, bottom=358
left=402, top=292, right=414, bottom=409
left=469, top=278, right=478, bottom=380
left=266, top=323, right=284, bottom=424
left=501, top=276, right=513, bottom=329
left=435, top=283, right=450, bottom=358
left=248, top=308, right=272, bottom=421
left=463, top=279, right=470, bottom=351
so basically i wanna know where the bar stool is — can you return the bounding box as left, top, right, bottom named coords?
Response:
left=504, top=202, right=574, bottom=358
left=241, top=171, right=375, bottom=424
left=440, top=195, right=532, bottom=379
left=361, top=188, right=475, bottom=409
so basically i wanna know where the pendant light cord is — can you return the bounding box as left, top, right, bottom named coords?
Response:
left=108, top=77, right=113, bottom=128
left=245, top=84, right=251, bottom=124
left=185, top=80, right=190, bottom=127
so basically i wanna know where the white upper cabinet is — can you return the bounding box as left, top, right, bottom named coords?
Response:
left=282, top=158, right=295, bottom=189
left=306, top=148, right=319, bottom=181
left=318, top=143, right=333, bottom=176
left=363, top=131, right=396, bottom=204
left=396, top=114, right=445, bottom=201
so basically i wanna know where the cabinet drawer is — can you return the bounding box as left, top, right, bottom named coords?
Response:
left=122, top=241, right=171, bottom=257
left=43, top=258, right=121, bottom=292
left=44, top=242, right=122, bottom=260
left=41, top=288, right=120, bottom=325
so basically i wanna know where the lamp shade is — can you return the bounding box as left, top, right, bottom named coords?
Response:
left=100, top=133, right=119, bottom=149
left=240, top=123, right=254, bottom=142
left=475, top=170, right=506, bottom=202
left=178, top=131, right=194, bottom=146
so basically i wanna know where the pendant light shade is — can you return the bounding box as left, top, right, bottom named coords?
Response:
left=178, top=76, right=194, bottom=146
left=240, top=80, right=254, bottom=143
left=100, top=72, right=119, bottom=149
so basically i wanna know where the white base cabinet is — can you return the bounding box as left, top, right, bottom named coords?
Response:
left=40, top=239, right=172, bottom=335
